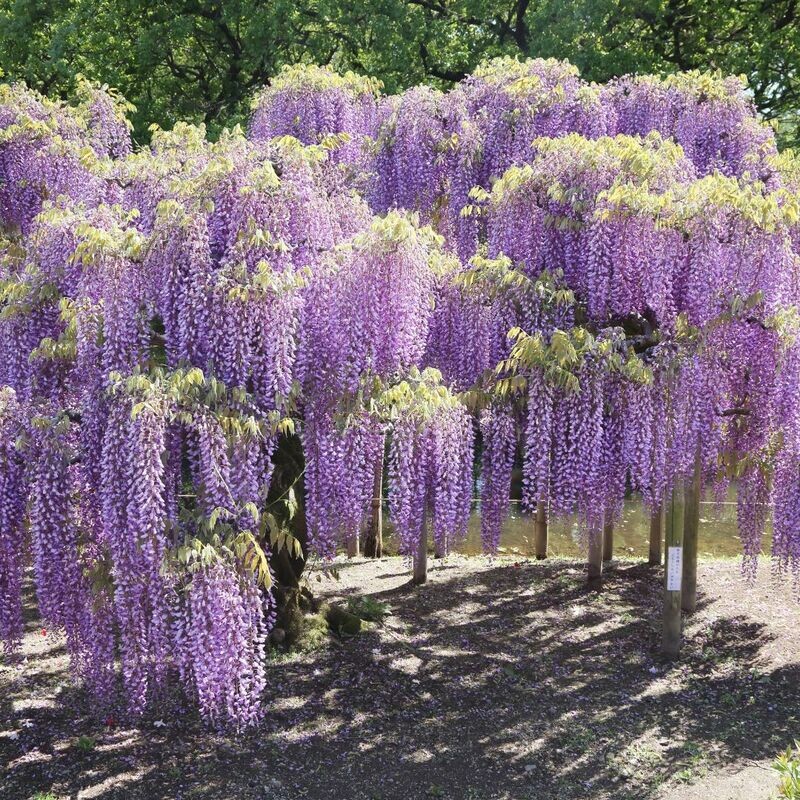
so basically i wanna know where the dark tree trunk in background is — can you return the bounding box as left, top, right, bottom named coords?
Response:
left=649, top=503, right=664, bottom=566
left=264, top=434, right=309, bottom=641
left=362, top=448, right=384, bottom=558
left=413, top=511, right=428, bottom=584
left=603, top=519, right=614, bottom=562
left=534, top=501, right=548, bottom=559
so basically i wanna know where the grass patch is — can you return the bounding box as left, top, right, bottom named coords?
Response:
left=673, top=741, right=708, bottom=784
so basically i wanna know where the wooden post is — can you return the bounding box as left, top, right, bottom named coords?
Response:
left=346, top=534, right=360, bottom=558
left=682, top=447, right=701, bottom=613
left=362, top=454, right=383, bottom=559
left=587, top=519, right=603, bottom=588
left=534, top=501, right=548, bottom=559
left=602, top=518, right=614, bottom=562
left=662, top=479, right=685, bottom=658
left=648, top=502, right=664, bottom=566
left=412, top=511, right=428, bottom=585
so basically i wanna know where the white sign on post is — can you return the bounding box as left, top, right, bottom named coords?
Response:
left=667, top=546, right=683, bottom=591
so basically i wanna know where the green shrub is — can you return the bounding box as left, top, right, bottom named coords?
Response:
left=775, top=742, right=800, bottom=799
left=346, top=595, right=390, bottom=623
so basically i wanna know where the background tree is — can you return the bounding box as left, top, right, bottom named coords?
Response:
left=1, top=0, right=798, bottom=145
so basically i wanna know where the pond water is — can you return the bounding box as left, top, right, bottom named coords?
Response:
left=454, top=488, right=769, bottom=559
left=380, top=483, right=771, bottom=560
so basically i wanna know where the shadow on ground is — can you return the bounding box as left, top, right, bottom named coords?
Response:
left=1, top=557, right=796, bottom=800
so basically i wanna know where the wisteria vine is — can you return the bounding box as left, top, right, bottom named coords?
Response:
left=1, top=57, right=799, bottom=729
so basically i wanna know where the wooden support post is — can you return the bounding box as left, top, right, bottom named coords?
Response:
left=602, top=518, right=614, bottom=562
left=534, top=501, right=548, bottom=559
left=362, top=454, right=383, bottom=559
left=587, top=520, right=603, bottom=589
left=682, top=447, right=701, bottom=613
left=346, top=534, right=360, bottom=558
left=412, top=511, right=428, bottom=585
left=662, top=479, right=685, bottom=658
left=648, top=502, right=664, bottom=566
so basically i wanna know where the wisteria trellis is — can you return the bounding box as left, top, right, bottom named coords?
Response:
left=1, top=61, right=799, bottom=728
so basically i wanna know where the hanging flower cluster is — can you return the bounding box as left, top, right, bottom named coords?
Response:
left=477, top=131, right=800, bottom=566
left=384, top=369, right=474, bottom=564
left=479, top=406, right=517, bottom=553
left=604, top=71, right=778, bottom=179
left=363, top=59, right=777, bottom=259
left=249, top=64, right=382, bottom=173
left=0, top=95, right=370, bottom=725
left=0, top=79, right=130, bottom=233
left=0, top=388, right=27, bottom=654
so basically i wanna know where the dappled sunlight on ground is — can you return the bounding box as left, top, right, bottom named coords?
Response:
left=1, top=556, right=796, bottom=799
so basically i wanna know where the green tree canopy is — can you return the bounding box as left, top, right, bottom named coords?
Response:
left=1, top=0, right=798, bottom=145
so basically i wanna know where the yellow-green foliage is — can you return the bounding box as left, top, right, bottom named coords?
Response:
left=771, top=149, right=800, bottom=193
left=636, top=69, right=748, bottom=103
left=351, top=209, right=442, bottom=252
left=471, top=56, right=578, bottom=99
left=483, top=131, right=800, bottom=234
left=251, top=63, right=383, bottom=109
left=377, top=366, right=464, bottom=424
left=774, top=742, right=800, bottom=799
left=599, top=173, right=800, bottom=232
left=490, top=132, right=687, bottom=208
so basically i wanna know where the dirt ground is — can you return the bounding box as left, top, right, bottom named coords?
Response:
left=1, top=554, right=798, bottom=800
